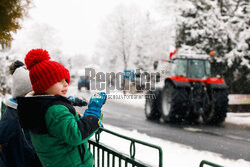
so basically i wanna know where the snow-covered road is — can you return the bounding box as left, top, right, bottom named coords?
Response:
left=105, top=91, right=250, bottom=128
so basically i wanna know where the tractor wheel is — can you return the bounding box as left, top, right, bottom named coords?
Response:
left=161, top=83, right=189, bottom=123
left=202, top=89, right=228, bottom=125
left=144, top=89, right=162, bottom=120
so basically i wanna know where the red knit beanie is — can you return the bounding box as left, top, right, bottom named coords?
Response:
left=25, top=49, right=70, bottom=94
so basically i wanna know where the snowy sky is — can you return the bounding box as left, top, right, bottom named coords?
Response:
left=12, top=0, right=157, bottom=59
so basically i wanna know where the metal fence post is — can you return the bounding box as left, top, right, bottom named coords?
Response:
left=89, top=128, right=163, bottom=167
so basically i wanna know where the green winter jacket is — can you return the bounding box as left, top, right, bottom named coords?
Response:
left=30, top=105, right=94, bottom=167
left=17, top=95, right=100, bottom=167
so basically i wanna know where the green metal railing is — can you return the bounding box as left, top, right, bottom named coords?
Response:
left=88, top=128, right=163, bottom=167
left=200, top=160, right=223, bottom=167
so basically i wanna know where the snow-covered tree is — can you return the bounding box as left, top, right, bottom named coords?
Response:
left=175, top=0, right=250, bottom=93
left=97, top=3, right=171, bottom=73
left=26, top=23, right=67, bottom=62
left=9, top=23, right=66, bottom=62
left=96, top=5, right=141, bottom=72
left=0, top=52, right=11, bottom=95
left=18, top=23, right=69, bottom=66
left=27, top=24, right=61, bottom=49
left=132, top=12, right=155, bottom=71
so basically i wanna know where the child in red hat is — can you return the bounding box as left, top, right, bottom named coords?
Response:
left=17, top=49, right=106, bottom=167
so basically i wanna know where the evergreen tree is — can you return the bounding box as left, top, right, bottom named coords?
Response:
left=176, top=0, right=250, bottom=93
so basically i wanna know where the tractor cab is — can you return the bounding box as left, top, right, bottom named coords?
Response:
left=170, top=54, right=211, bottom=79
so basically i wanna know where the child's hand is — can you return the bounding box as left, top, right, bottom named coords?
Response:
left=88, top=92, right=107, bottom=108
left=67, top=96, right=88, bottom=106
left=83, top=92, right=107, bottom=118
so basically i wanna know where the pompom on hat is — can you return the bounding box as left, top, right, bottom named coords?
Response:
left=25, top=49, right=70, bottom=94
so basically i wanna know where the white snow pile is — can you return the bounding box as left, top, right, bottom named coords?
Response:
left=226, top=113, right=250, bottom=127
left=93, top=124, right=250, bottom=167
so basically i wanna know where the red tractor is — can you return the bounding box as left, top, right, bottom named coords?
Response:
left=145, top=52, right=228, bottom=125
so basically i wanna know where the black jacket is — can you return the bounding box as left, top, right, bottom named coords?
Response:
left=0, top=98, right=41, bottom=167
left=17, top=95, right=78, bottom=134
left=17, top=95, right=99, bottom=137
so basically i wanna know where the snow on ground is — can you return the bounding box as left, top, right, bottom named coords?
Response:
left=226, top=113, right=250, bottom=127
left=93, top=124, right=250, bottom=167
